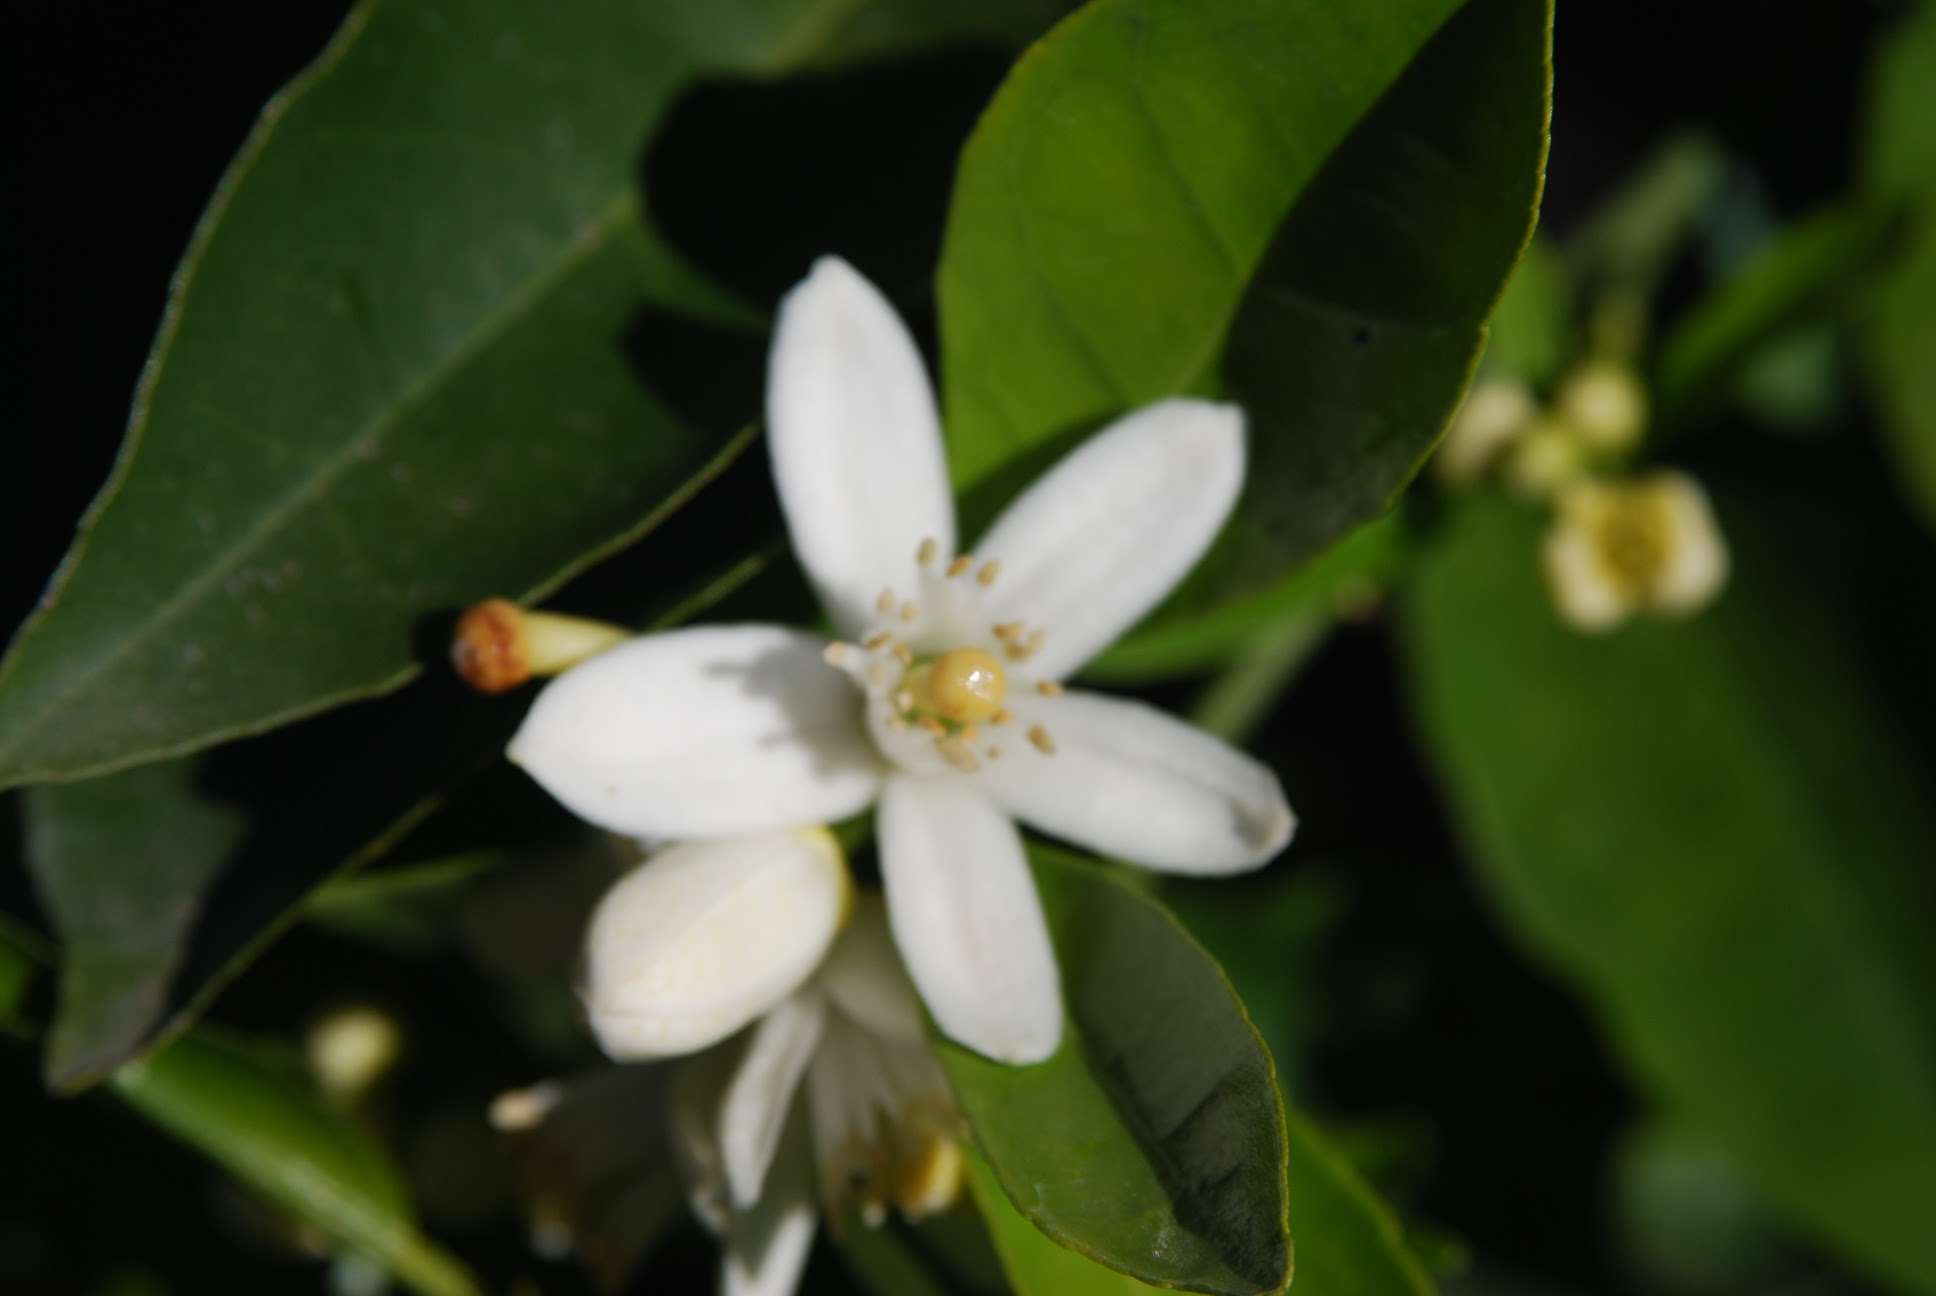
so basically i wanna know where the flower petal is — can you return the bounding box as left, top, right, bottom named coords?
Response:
left=768, top=256, right=956, bottom=637
left=876, top=775, right=1062, bottom=1064
left=508, top=624, right=884, bottom=838
left=980, top=691, right=1294, bottom=873
left=583, top=830, right=849, bottom=1060
left=1646, top=470, right=1730, bottom=615
left=1540, top=495, right=1632, bottom=632
left=721, top=989, right=828, bottom=1211
left=817, top=895, right=925, bottom=1047
left=976, top=398, right=1245, bottom=680
left=722, top=1102, right=818, bottom=1296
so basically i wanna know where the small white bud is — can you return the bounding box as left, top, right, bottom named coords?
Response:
left=1437, top=378, right=1537, bottom=486
left=1556, top=361, right=1649, bottom=453
left=583, top=829, right=851, bottom=1059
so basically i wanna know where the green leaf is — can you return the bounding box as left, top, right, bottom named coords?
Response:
left=1863, top=2, right=1936, bottom=528
left=1202, top=0, right=1551, bottom=611
left=1484, top=237, right=1572, bottom=388
left=967, top=1148, right=1172, bottom=1294
left=22, top=759, right=245, bottom=1092
left=1400, top=495, right=1936, bottom=1294
left=112, top=1026, right=481, bottom=1296
left=938, top=0, right=1471, bottom=490
left=1655, top=201, right=1898, bottom=427
left=938, top=850, right=1290, bottom=1296
left=0, top=0, right=1059, bottom=790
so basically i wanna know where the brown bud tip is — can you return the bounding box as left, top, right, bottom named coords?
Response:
left=451, top=599, right=530, bottom=692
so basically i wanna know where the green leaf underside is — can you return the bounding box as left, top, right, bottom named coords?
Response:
left=1195, top=0, right=1552, bottom=617
left=1864, top=3, right=1936, bottom=529
left=112, top=1026, right=480, bottom=1296
left=940, top=851, right=1290, bottom=1296
left=1401, top=496, right=1936, bottom=1294
left=0, top=0, right=1060, bottom=789
left=23, top=758, right=245, bottom=1091
left=968, top=1148, right=1173, bottom=1293
left=937, top=0, right=1470, bottom=493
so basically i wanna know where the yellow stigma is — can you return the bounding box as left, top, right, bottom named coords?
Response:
left=922, top=648, right=1007, bottom=723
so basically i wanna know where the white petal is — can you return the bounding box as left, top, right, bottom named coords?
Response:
left=817, top=895, right=925, bottom=1046
left=720, top=989, right=828, bottom=1210
left=975, top=399, right=1244, bottom=680
left=876, top=775, right=1062, bottom=1064
left=722, top=1104, right=818, bottom=1296
left=508, top=625, right=884, bottom=838
left=1647, top=471, right=1730, bottom=615
left=1540, top=506, right=1631, bottom=632
left=584, top=831, right=849, bottom=1060
left=768, top=256, right=956, bottom=637
left=980, top=691, right=1294, bottom=874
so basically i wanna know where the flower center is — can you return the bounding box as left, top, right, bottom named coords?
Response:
left=821, top=539, right=1059, bottom=775
left=914, top=648, right=1006, bottom=723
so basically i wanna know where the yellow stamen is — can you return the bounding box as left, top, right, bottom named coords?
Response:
left=946, top=555, right=973, bottom=579
left=877, top=588, right=897, bottom=614
left=976, top=560, right=1001, bottom=586
left=1027, top=725, right=1056, bottom=755
left=916, top=538, right=938, bottom=567
left=1035, top=680, right=1062, bottom=696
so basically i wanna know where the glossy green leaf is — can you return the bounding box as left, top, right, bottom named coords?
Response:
left=938, top=0, right=1470, bottom=490
left=939, top=850, right=1290, bottom=1295
left=112, top=1026, right=480, bottom=1296
left=1864, top=2, right=1936, bottom=528
left=0, top=0, right=1061, bottom=790
left=1199, top=0, right=1551, bottom=610
left=1401, top=495, right=1936, bottom=1294
left=1656, top=201, right=1897, bottom=426
left=22, top=759, right=245, bottom=1092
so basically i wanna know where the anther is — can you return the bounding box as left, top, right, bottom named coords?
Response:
left=960, top=726, right=981, bottom=744
left=1027, top=725, right=1056, bottom=755
left=994, top=621, right=1024, bottom=642
left=863, top=631, right=892, bottom=650
left=917, top=538, right=938, bottom=567
left=976, top=560, right=1001, bottom=586
left=918, top=717, right=948, bottom=737
left=877, top=588, right=897, bottom=614
left=885, top=715, right=909, bottom=733
left=946, top=555, right=973, bottom=579
left=1035, top=680, right=1062, bottom=696
left=939, top=741, right=980, bottom=773
left=894, top=690, right=916, bottom=714
left=893, top=644, right=913, bottom=665
left=990, top=709, right=1014, bottom=726
left=899, top=601, right=920, bottom=622
left=987, top=747, right=1003, bottom=759
left=823, top=643, right=851, bottom=667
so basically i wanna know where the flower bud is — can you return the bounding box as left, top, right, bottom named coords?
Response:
left=1437, top=378, right=1537, bottom=486
left=451, top=599, right=630, bottom=692
left=583, top=829, right=851, bottom=1059
left=1542, top=469, right=1729, bottom=632
left=1556, top=361, right=1648, bottom=454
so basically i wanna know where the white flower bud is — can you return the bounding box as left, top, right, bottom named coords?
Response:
left=1436, top=377, right=1538, bottom=486
left=583, top=829, right=850, bottom=1059
left=1556, top=361, right=1649, bottom=454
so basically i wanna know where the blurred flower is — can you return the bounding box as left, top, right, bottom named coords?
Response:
left=1437, top=376, right=1537, bottom=485
left=508, top=256, right=1294, bottom=1065
left=304, top=1005, right=401, bottom=1104
left=1541, top=469, right=1729, bottom=631
left=1554, top=360, right=1648, bottom=454
left=1502, top=417, right=1591, bottom=498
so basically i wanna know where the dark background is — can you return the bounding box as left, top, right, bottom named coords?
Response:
left=1, top=2, right=1909, bottom=1293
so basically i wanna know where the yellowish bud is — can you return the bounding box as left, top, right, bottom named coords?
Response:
left=451, top=599, right=629, bottom=692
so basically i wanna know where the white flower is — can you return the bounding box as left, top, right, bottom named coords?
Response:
left=1541, top=468, right=1730, bottom=632
left=666, top=893, right=962, bottom=1296
left=510, top=256, right=1296, bottom=1065
left=492, top=884, right=957, bottom=1296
